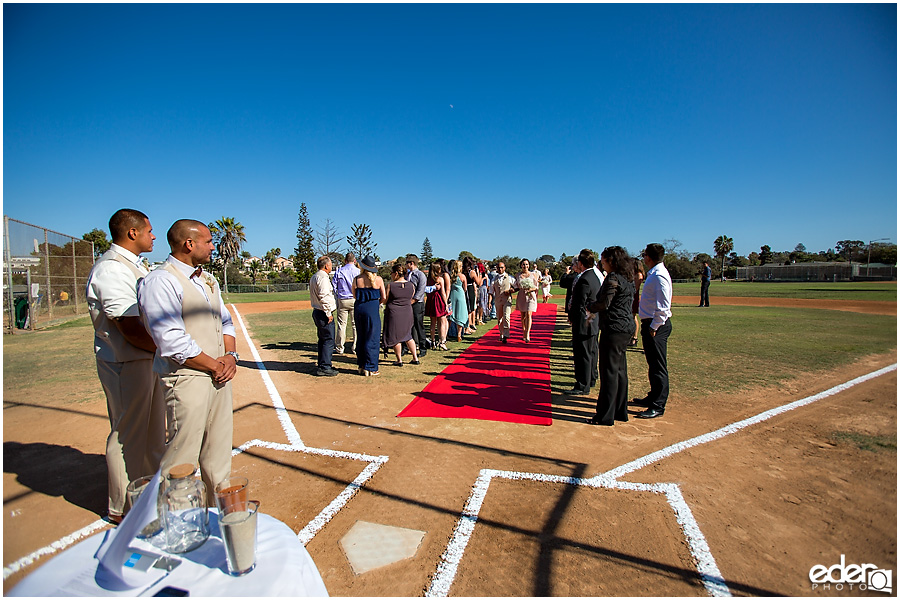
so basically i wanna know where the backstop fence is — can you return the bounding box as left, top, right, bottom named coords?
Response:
left=736, top=262, right=897, bottom=282
left=3, top=216, right=95, bottom=333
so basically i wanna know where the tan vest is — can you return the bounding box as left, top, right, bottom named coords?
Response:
left=88, top=250, right=153, bottom=363
left=153, top=263, right=225, bottom=377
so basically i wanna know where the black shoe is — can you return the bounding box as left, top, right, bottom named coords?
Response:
left=419, top=348, right=428, bottom=357
left=316, top=368, right=339, bottom=377
left=637, top=408, right=664, bottom=419
left=584, top=416, right=612, bottom=426
left=501, top=337, right=508, bottom=344
left=566, top=387, right=589, bottom=395
left=630, top=397, right=651, bottom=407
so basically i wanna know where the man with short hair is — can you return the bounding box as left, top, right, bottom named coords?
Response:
left=491, top=261, right=515, bottom=343
left=405, top=254, right=428, bottom=356
left=699, top=260, right=711, bottom=307
left=138, top=219, right=238, bottom=493
left=567, top=255, right=601, bottom=395
left=86, top=209, right=165, bottom=523
left=632, top=243, right=673, bottom=419
left=310, top=255, right=339, bottom=376
left=332, top=252, right=359, bottom=354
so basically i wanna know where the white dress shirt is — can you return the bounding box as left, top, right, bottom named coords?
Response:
left=639, top=262, right=673, bottom=331
left=86, top=244, right=149, bottom=362
left=310, top=269, right=337, bottom=316
left=593, top=265, right=606, bottom=287
left=137, top=256, right=235, bottom=364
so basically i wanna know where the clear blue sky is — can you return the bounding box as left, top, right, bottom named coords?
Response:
left=4, top=3, right=896, bottom=264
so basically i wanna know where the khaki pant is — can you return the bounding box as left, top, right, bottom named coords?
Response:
left=335, top=297, right=356, bottom=353
left=96, top=358, right=166, bottom=517
left=495, top=295, right=513, bottom=339
left=159, top=374, right=233, bottom=498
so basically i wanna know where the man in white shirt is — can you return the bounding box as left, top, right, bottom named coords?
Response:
left=310, top=256, right=339, bottom=376
left=632, top=243, right=673, bottom=419
left=86, top=209, right=165, bottom=523
left=138, top=219, right=238, bottom=493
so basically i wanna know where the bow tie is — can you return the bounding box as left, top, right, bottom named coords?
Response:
left=191, top=266, right=203, bottom=279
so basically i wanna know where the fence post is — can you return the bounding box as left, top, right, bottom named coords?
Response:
left=5, top=216, right=16, bottom=334
left=72, top=236, right=78, bottom=313
left=45, top=229, right=52, bottom=321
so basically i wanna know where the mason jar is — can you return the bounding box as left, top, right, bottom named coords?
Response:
left=162, top=464, right=210, bottom=553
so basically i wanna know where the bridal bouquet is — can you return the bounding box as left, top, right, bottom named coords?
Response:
left=518, top=276, right=537, bottom=292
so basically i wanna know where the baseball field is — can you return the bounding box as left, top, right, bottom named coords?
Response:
left=3, top=281, right=896, bottom=596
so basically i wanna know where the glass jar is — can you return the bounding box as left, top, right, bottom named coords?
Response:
left=162, top=464, right=210, bottom=553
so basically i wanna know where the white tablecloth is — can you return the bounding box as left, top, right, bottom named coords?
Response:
left=10, top=511, right=329, bottom=596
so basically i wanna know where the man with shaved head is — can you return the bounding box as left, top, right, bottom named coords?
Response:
left=138, top=219, right=238, bottom=493
left=86, top=208, right=164, bottom=523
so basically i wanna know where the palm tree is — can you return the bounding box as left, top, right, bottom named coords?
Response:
left=713, top=234, right=734, bottom=280
left=208, top=217, right=246, bottom=293
left=248, top=259, right=263, bottom=285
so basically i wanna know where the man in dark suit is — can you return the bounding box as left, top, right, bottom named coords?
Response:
left=567, top=254, right=601, bottom=395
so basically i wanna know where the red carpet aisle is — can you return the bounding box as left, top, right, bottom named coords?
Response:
left=397, top=303, right=558, bottom=425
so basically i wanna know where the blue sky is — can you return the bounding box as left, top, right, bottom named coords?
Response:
left=4, top=3, right=896, bottom=264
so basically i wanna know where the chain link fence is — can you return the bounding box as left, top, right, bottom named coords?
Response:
left=221, top=283, right=309, bottom=294
left=3, top=216, right=95, bottom=333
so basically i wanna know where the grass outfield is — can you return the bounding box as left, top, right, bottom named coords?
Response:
left=242, top=301, right=896, bottom=402
left=223, top=281, right=895, bottom=304
left=7, top=297, right=893, bottom=411
left=674, top=280, right=896, bottom=301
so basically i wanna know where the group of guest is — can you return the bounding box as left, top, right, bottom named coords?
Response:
left=311, top=253, right=431, bottom=376
left=561, top=244, right=672, bottom=425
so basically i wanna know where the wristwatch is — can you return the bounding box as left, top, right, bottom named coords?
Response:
left=226, top=351, right=240, bottom=361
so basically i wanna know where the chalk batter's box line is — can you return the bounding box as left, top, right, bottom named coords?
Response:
left=230, top=304, right=390, bottom=547
left=2, top=306, right=392, bottom=581
left=426, top=364, right=897, bottom=598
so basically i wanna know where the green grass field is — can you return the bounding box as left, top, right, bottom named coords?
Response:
left=5, top=285, right=895, bottom=411
left=672, top=280, right=896, bottom=301
left=220, top=281, right=896, bottom=305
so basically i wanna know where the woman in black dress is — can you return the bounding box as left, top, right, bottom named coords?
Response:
left=585, top=246, right=636, bottom=426
left=383, top=263, right=419, bottom=366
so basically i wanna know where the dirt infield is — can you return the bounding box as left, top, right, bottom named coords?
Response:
left=3, top=299, right=896, bottom=596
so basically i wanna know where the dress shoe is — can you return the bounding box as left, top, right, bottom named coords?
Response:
left=584, top=416, right=613, bottom=426
left=636, top=408, right=664, bottom=419
left=630, top=397, right=651, bottom=407
left=566, top=387, right=589, bottom=395
left=316, top=368, right=339, bottom=377
left=501, top=336, right=508, bottom=344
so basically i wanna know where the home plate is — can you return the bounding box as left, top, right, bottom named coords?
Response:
left=339, top=521, right=426, bottom=575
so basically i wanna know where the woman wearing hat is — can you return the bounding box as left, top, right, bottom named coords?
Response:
left=352, top=255, right=387, bottom=376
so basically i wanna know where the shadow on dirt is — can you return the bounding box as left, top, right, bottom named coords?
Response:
left=4, top=441, right=108, bottom=517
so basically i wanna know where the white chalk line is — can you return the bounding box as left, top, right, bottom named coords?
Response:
left=3, top=519, right=109, bottom=579
left=230, top=304, right=389, bottom=546
left=2, top=305, right=390, bottom=581
left=426, top=364, right=897, bottom=597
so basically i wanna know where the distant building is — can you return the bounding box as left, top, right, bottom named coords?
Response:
left=272, top=257, right=292, bottom=271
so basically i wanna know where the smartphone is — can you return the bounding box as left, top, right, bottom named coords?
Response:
left=153, top=586, right=189, bottom=597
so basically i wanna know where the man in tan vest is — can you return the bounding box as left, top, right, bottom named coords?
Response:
left=138, top=219, right=237, bottom=494
left=86, top=208, right=165, bottom=523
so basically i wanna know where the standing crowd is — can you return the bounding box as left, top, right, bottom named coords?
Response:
left=87, top=207, right=673, bottom=524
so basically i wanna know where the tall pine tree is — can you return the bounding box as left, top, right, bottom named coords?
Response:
left=421, top=237, right=433, bottom=265
left=346, top=223, right=377, bottom=260
left=294, top=203, right=315, bottom=281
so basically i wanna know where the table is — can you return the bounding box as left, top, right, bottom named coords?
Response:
left=10, top=511, right=329, bottom=596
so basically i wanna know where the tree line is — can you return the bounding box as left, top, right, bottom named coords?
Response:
left=81, top=214, right=897, bottom=288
